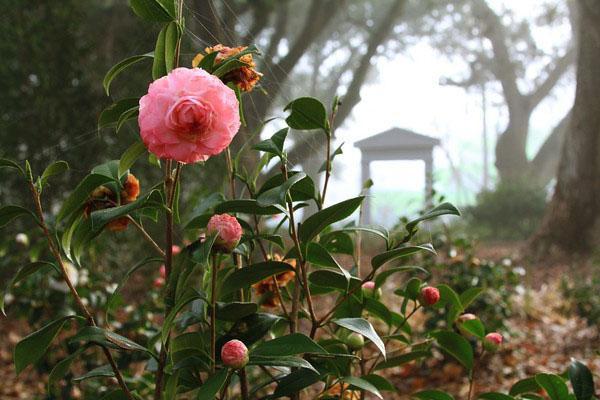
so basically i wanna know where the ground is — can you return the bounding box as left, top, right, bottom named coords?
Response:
left=1, top=243, right=598, bottom=399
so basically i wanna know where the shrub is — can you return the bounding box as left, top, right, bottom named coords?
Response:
left=561, top=265, right=600, bottom=327
left=466, top=180, right=547, bottom=240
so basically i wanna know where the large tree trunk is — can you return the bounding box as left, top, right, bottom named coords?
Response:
left=494, top=104, right=531, bottom=181
left=529, top=0, right=600, bottom=255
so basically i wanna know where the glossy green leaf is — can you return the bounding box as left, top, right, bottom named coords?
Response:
left=162, top=289, right=205, bottom=344
left=219, top=313, right=281, bottom=347
left=333, top=318, right=386, bottom=358
left=48, top=349, right=83, bottom=395
left=509, top=377, right=541, bottom=396
left=405, top=202, right=460, bottom=236
left=374, top=350, right=429, bottom=371
left=272, top=369, right=321, bottom=398
left=371, top=244, right=436, bottom=270
left=0, top=205, right=36, bottom=229
left=478, top=393, right=515, bottom=400
left=253, top=128, right=288, bottom=157
left=343, top=376, right=383, bottom=399
left=40, top=161, right=69, bottom=186
left=361, top=374, right=396, bottom=392
left=214, top=199, right=283, bottom=216
left=299, top=196, right=364, bottom=242
left=535, top=373, right=570, bottom=400
left=431, top=331, right=473, bottom=371
left=197, top=368, right=229, bottom=400
left=152, top=24, right=167, bottom=79
left=0, top=158, right=24, bottom=174
left=164, top=21, right=180, bottom=73
left=57, top=173, right=115, bottom=222
left=71, top=326, right=153, bottom=356
left=118, top=141, right=147, bottom=177
left=251, top=333, right=326, bottom=357
left=115, top=106, right=139, bottom=133
left=257, top=172, right=307, bottom=207
left=98, top=98, right=140, bottom=130
left=461, top=319, right=485, bottom=339
left=374, top=266, right=429, bottom=287
left=413, top=390, right=455, bottom=400
left=103, top=53, right=153, bottom=95
left=437, top=284, right=464, bottom=323
left=248, top=355, right=317, bottom=372
left=460, top=287, right=484, bottom=310
left=284, top=97, right=328, bottom=131
left=568, top=359, right=595, bottom=400
left=130, top=0, right=175, bottom=22
left=14, top=315, right=79, bottom=374
left=215, top=301, right=258, bottom=321
left=220, top=261, right=294, bottom=296
left=73, top=365, right=114, bottom=382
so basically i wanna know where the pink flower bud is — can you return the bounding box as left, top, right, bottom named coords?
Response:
left=172, top=245, right=181, bottom=256
left=221, top=339, right=249, bottom=369
left=361, top=281, right=382, bottom=299
left=457, top=313, right=478, bottom=337
left=153, top=277, right=165, bottom=288
left=419, top=286, right=440, bottom=306
left=159, top=265, right=167, bottom=279
left=484, top=332, right=503, bottom=352
left=207, top=214, right=243, bottom=253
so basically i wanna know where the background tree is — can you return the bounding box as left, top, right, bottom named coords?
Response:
left=416, top=0, right=575, bottom=185
left=530, top=0, right=600, bottom=255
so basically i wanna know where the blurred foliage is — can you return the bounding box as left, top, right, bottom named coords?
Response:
left=561, top=264, right=600, bottom=327
left=466, top=181, right=548, bottom=240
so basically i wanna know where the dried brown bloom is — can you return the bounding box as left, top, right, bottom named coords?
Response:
left=193, top=44, right=262, bottom=92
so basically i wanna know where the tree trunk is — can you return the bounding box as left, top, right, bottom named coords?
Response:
left=529, top=0, right=600, bottom=255
left=494, top=104, right=531, bottom=182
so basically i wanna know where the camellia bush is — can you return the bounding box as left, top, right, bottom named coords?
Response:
left=0, top=1, right=596, bottom=400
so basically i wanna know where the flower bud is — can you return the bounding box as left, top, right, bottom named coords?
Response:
left=172, top=245, right=181, bottom=256
left=221, top=339, right=249, bottom=369
left=207, top=214, right=243, bottom=253
left=15, top=233, right=29, bottom=247
left=483, top=332, right=503, bottom=352
left=159, top=265, right=167, bottom=279
left=361, top=281, right=382, bottom=299
left=419, top=286, right=440, bottom=306
left=456, top=313, right=478, bottom=338
left=345, top=332, right=365, bottom=350
left=153, top=277, right=165, bottom=288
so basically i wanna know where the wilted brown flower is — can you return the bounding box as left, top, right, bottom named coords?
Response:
left=84, top=173, right=141, bottom=232
left=193, top=44, right=262, bottom=92
left=253, top=254, right=296, bottom=308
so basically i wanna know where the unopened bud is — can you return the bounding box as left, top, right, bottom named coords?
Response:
left=221, top=339, right=249, bottom=369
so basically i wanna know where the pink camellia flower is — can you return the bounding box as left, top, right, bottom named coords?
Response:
left=138, top=67, right=240, bottom=164
left=419, top=286, right=440, bottom=306
left=484, top=332, right=503, bottom=352
left=207, top=214, right=243, bottom=253
left=221, top=339, right=248, bottom=369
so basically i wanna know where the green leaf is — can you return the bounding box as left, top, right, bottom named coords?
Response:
left=478, top=393, right=515, bottom=400
left=253, top=128, right=288, bottom=157
left=115, top=107, right=139, bottom=133
left=0, top=205, right=36, bottom=229
left=195, top=51, right=219, bottom=72
left=48, top=349, right=83, bottom=395
left=364, top=298, right=392, bottom=325
left=568, top=359, right=595, bottom=400
left=164, top=21, right=180, bottom=73
left=98, top=98, right=140, bottom=130
left=71, top=326, right=153, bottom=356
left=220, top=261, right=294, bottom=296
left=103, top=53, right=153, bottom=95
left=248, top=355, right=318, bottom=373
left=319, top=143, right=344, bottom=172
left=299, top=197, right=364, bottom=242
left=219, top=313, right=281, bottom=347
left=413, top=390, right=455, bottom=400
left=374, top=350, right=430, bottom=371
left=152, top=24, right=167, bottom=79
left=119, top=141, right=147, bottom=177
left=257, top=172, right=307, bottom=207
left=509, top=377, right=541, bottom=396
left=361, top=374, right=396, bottom=392
left=197, top=368, right=229, bottom=400
left=214, top=199, right=283, bottom=216
left=460, top=319, right=485, bottom=339
left=284, top=97, right=329, bottom=131
left=0, top=158, right=24, bottom=174
left=89, top=189, right=162, bottom=231
left=40, top=161, right=69, bottom=186
left=371, top=244, right=436, bottom=270
left=535, top=373, right=570, bottom=400
left=431, top=331, right=473, bottom=371
left=332, top=225, right=389, bottom=249
left=251, top=333, right=326, bottom=357
left=343, top=376, right=383, bottom=399
left=437, top=284, right=464, bottom=323
left=73, top=365, right=114, bottom=382
left=273, top=369, right=321, bottom=398
left=14, top=315, right=79, bottom=374
left=374, top=266, right=429, bottom=287
left=215, top=302, right=258, bottom=321
left=333, top=318, right=386, bottom=359
left=130, top=0, right=175, bottom=22
left=161, top=289, right=205, bottom=344
left=309, top=269, right=359, bottom=292
left=405, top=202, right=460, bottom=236
left=460, top=287, right=484, bottom=310
left=1, top=261, right=57, bottom=316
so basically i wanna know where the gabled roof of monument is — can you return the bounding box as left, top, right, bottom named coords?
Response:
left=354, top=127, right=440, bottom=150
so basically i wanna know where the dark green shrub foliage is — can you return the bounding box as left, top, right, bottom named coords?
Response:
left=466, top=180, right=547, bottom=240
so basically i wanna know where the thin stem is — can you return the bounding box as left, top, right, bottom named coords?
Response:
left=320, top=132, right=332, bottom=209
left=317, top=272, right=375, bottom=326
left=225, top=148, right=236, bottom=198
left=211, top=253, right=219, bottom=373
left=127, top=216, right=165, bottom=257
left=28, top=183, right=134, bottom=400
left=468, top=348, right=484, bottom=400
